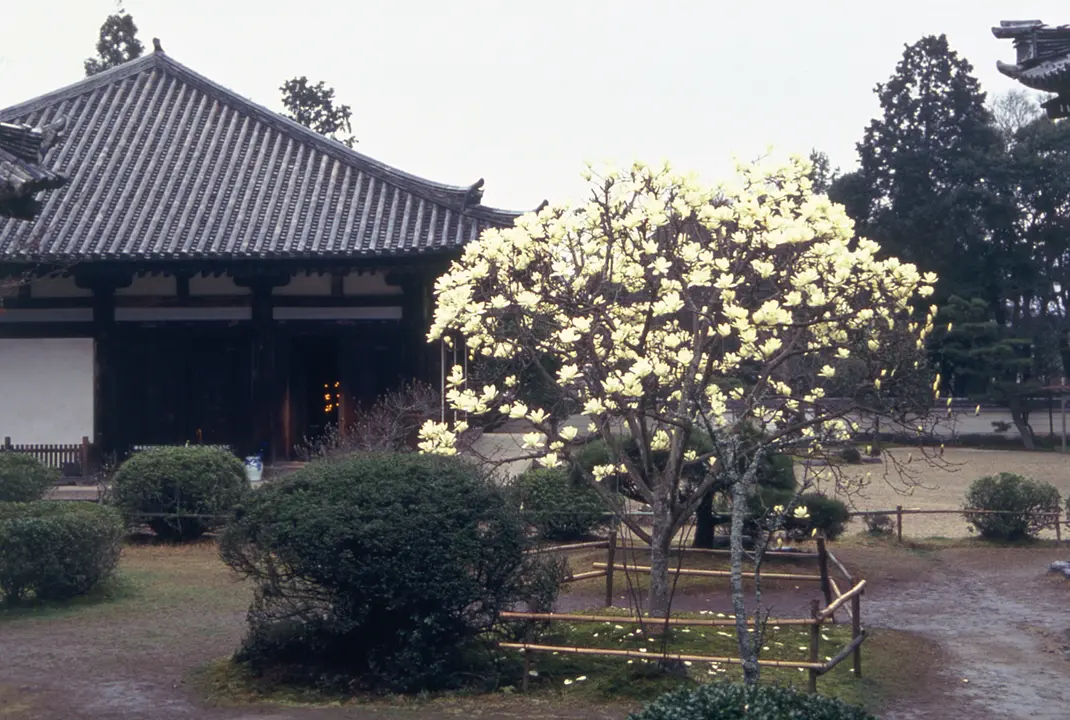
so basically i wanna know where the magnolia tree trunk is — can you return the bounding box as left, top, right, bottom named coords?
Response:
left=648, top=490, right=674, bottom=618
left=729, top=471, right=760, bottom=684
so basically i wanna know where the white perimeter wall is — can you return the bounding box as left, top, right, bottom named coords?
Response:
left=0, top=339, right=94, bottom=444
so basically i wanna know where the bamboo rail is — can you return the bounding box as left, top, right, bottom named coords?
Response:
left=851, top=506, right=1066, bottom=543
left=817, top=631, right=867, bottom=676
left=563, top=570, right=607, bottom=583
left=499, top=642, right=826, bottom=670
left=527, top=540, right=609, bottom=554
left=499, top=611, right=818, bottom=627
left=825, top=549, right=853, bottom=584
left=592, top=562, right=823, bottom=582
left=818, top=580, right=867, bottom=621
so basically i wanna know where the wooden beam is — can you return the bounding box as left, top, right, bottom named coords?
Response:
left=591, top=562, right=823, bottom=582
left=498, top=642, right=826, bottom=670
left=499, top=611, right=817, bottom=627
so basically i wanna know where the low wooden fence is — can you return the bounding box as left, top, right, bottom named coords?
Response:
left=513, top=533, right=864, bottom=693
left=852, top=506, right=1069, bottom=542
left=1, top=436, right=92, bottom=478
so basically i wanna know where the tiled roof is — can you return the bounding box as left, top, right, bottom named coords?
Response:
left=0, top=122, right=68, bottom=220
left=0, top=49, right=530, bottom=261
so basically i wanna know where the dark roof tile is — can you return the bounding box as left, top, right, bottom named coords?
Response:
left=0, top=51, right=530, bottom=260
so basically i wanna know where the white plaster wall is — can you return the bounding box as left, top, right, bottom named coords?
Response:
left=117, top=275, right=177, bottom=296
left=343, top=272, right=402, bottom=295
left=0, top=338, right=94, bottom=444
left=275, top=272, right=332, bottom=296
left=189, top=274, right=250, bottom=296
left=30, top=276, right=92, bottom=298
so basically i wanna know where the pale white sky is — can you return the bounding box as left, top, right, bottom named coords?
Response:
left=0, top=1, right=1061, bottom=210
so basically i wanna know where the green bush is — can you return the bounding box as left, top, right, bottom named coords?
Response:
left=784, top=492, right=851, bottom=541
left=220, top=453, right=554, bottom=693
left=515, top=468, right=607, bottom=541
left=0, top=501, right=123, bottom=602
left=628, top=682, right=876, bottom=720
left=112, top=446, right=247, bottom=540
left=839, top=445, right=863, bottom=464
left=964, top=472, right=1061, bottom=541
left=0, top=452, right=58, bottom=502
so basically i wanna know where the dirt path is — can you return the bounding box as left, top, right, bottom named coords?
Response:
left=1, top=543, right=1067, bottom=719
left=849, top=545, right=1070, bottom=720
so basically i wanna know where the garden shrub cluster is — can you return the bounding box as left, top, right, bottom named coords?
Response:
left=786, top=492, right=851, bottom=541
left=0, top=501, right=123, bottom=602
left=0, top=452, right=58, bottom=502
left=514, top=467, right=607, bottom=540
left=112, top=446, right=248, bottom=540
left=628, top=682, right=876, bottom=720
left=964, top=472, right=1061, bottom=541
left=220, top=453, right=558, bottom=693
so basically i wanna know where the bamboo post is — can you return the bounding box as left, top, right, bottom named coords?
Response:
left=604, top=528, right=617, bottom=608
left=522, top=624, right=533, bottom=692
left=80, top=436, right=91, bottom=477
left=851, top=592, right=862, bottom=678
left=808, top=599, right=820, bottom=694
left=896, top=505, right=903, bottom=543
left=816, top=536, right=833, bottom=614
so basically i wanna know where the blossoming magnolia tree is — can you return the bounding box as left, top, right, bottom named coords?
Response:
left=419, top=156, right=937, bottom=682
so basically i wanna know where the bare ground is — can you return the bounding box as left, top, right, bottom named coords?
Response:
left=813, top=448, right=1070, bottom=539
left=1, top=539, right=1068, bottom=719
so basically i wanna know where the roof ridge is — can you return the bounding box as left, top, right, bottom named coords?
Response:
left=0, top=51, right=533, bottom=218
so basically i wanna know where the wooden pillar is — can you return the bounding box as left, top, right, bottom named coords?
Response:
left=816, top=535, right=834, bottom=614
left=236, top=273, right=289, bottom=461
left=808, top=599, right=820, bottom=694
left=389, top=270, right=431, bottom=387
left=79, top=273, right=131, bottom=457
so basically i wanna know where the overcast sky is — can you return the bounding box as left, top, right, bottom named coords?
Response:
left=0, top=1, right=1062, bottom=210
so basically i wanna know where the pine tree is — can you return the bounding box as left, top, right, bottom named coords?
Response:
left=280, top=77, right=357, bottom=148
left=84, top=8, right=144, bottom=76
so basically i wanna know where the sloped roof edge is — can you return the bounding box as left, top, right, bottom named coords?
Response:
left=0, top=51, right=530, bottom=222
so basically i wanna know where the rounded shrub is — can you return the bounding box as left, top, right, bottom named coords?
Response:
left=628, top=682, right=877, bottom=720
left=113, top=446, right=247, bottom=540
left=788, top=492, right=851, bottom=541
left=0, top=452, right=58, bottom=502
left=220, top=453, right=553, bottom=693
left=0, top=501, right=123, bottom=602
left=964, top=472, right=1061, bottom=541
left=515, top=467, right=607, bottom=541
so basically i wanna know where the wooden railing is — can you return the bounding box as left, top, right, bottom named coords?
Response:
left=852, top=506, right=1068, bottom=542
left=510, top=532, right=865, bottom=693
left=2, top=436, right=91, bottom=478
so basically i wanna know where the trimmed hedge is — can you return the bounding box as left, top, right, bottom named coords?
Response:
left=0, top=501, right=123, bottom=602
left=220, top=453, right=554, bottom=692
left=515, top=468, right=607, bottom=540
left=964, top=472, right=1061, bottom=541
left=113, top=446, right=248, bottom=540
left=629, top=682, right=877, bottom=720
left=0, top=452, right=58, bottom=502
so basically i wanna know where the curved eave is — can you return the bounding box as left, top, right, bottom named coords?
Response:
left=0, top=52, right=529, bottom=221
left=998, top=56, right=1070, bottom=93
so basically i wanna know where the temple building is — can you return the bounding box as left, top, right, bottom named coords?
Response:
left=0, top=46, right=530, bottom=461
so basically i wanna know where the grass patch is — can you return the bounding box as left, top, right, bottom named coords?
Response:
left=0, top=539, right=249, bottom=626
left=193, top=607, right=927, bottom=715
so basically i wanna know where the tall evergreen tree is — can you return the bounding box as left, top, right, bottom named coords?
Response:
left=84, top=8, right=144, bottom=76
left=280, top=77, right=357, bottom=148
left=838, top=35, right=1010, bottom=315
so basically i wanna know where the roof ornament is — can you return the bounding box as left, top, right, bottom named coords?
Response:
left=993, top=20, right=1070, bottom=118
left=153, top=38, right=164, bottom=53
left=463, top=178, right=485, bottom=209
